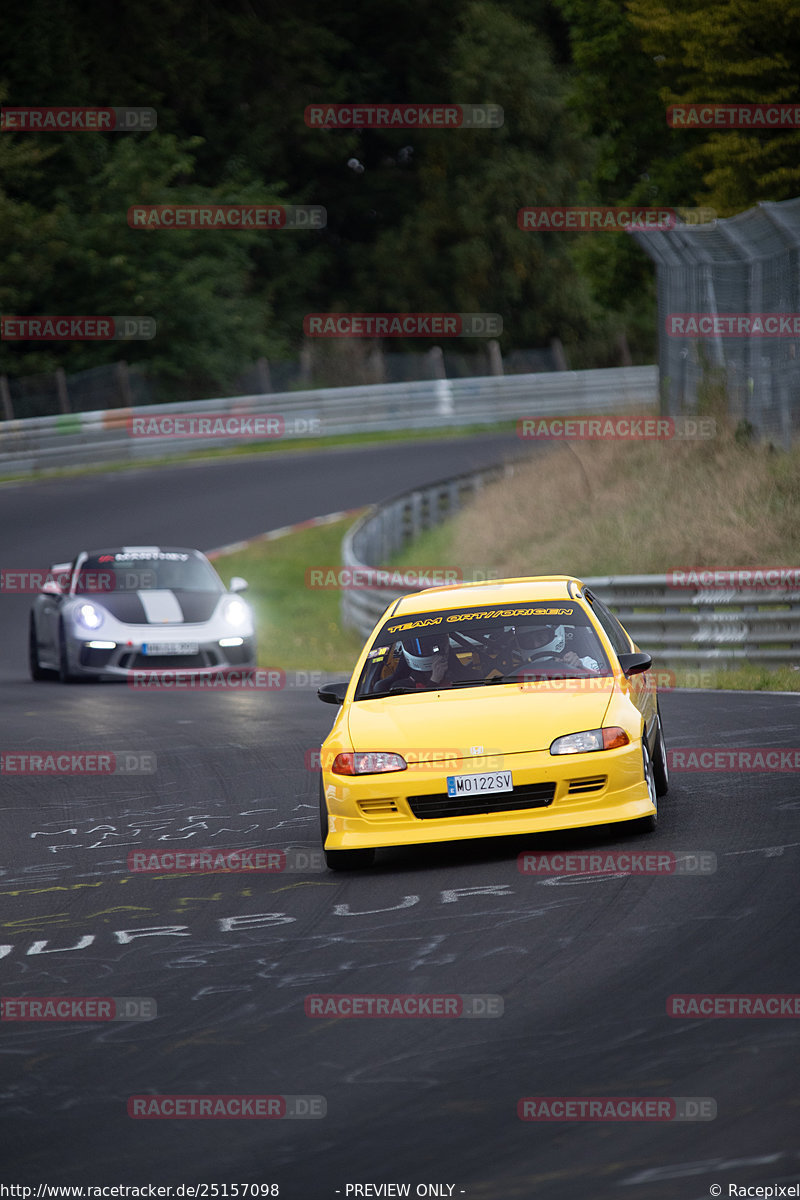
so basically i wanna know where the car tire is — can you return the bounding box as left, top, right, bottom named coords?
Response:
left=58, top=621, right=78, bottom=684
left=29, top=616, right=54, bottom=681
left=636, top=737, right=658, bottom=833
left=319, top=776, right=375, bottom=870
left=651, top=705, right=669, bottom=797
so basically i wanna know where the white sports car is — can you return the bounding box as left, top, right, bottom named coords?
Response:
left=29, top=545, right=256, bottom=682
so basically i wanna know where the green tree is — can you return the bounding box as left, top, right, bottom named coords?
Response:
left=361, top=1, right=597, bottom=354
left=627, top=0, right=800, bottom=214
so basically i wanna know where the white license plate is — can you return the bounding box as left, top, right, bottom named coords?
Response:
left=142, top=642, right=199, bottom=656
left=446, top=770, right=513, bottom=797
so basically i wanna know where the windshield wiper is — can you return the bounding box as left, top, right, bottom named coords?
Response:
left=356, top=684, right=424, bottom=700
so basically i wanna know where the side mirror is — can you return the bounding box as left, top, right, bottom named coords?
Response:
left=317, top=681, right=349, bottom=706
left=42, top=580, right=63, bottom=597
left=617, top=652, right=652, bottom=676
left=229, top=576, right=249, bottom=593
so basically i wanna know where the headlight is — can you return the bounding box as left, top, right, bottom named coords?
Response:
left=550, top=727, right=630, bottom=754
left=222, top=597, right=249, bottom=627
left=76, top=603, right=103, bottom=630
left=331, top=752, right=407, bottom=775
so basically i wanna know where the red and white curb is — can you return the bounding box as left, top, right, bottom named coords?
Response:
left=206, top=508, right=365, bottom=560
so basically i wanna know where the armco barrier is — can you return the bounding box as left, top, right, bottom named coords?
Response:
left=0, top=366, right=657, bottom=475
left=340, top=474, right=800, bottom=667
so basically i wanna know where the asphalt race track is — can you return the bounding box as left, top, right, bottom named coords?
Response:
left=2, top=435, right=799, bottom=1199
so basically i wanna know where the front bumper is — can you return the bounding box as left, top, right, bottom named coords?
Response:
left=322, top=742, right=654, bottom=850
left=65, top=629, right=256, bottom=679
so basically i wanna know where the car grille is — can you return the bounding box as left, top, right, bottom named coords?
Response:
left=407, top=782, right=556, bottom=820
left=79, top=646, right=114, bottom=668
left=358, top=799, right=401, bottom=817
left=566, top=776, right=607, bottom=794
left=120, top=651, right=213, bottom=670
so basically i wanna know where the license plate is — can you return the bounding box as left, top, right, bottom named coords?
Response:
left=446, top=770, right=513, bottom=797
left=142, top=642, right=199, bottom=656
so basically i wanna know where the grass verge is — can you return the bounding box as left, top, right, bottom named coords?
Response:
left=212, top=515, right=367, bottom=675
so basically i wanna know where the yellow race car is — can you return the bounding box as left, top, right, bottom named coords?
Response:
left=317, top=576, right=668, bottom=870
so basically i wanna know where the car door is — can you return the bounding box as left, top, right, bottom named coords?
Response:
left=585, top=589, right=657, bottom=742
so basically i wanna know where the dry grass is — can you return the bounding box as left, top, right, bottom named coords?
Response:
left=437, top=426, right=800, bottom=577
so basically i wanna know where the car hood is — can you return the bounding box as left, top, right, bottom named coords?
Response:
left=76, top=590, right=222, bottom=625
left=347, top=679, right=617, bottom=758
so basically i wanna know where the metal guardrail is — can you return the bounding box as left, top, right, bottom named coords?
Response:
left=0, top=365, right=657, bottom=475
left=341, top=472, right=800, bottom=667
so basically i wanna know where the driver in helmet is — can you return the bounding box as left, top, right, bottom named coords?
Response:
left=517, top=624, right=601, bottom=672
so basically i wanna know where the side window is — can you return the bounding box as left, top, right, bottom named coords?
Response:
left=586, top=594, right=632, bottom=658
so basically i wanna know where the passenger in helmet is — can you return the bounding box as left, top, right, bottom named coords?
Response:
left=372, top=634, right=454, bottom=692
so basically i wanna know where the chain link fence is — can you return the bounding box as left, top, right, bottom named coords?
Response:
left=631, top=197, right=800, bottom=448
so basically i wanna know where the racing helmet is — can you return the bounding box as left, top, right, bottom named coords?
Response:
left=401, top=634, right=446, bottom=674
left=517, top=623, right=566, bottom=657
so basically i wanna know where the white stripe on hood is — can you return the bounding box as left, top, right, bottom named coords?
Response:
left=138, top=590, right=183, bottom=623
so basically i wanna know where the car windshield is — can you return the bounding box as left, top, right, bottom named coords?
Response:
left=74, top=551, right=224, bottom=594
left=354, top=600, right=612, bottom=699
